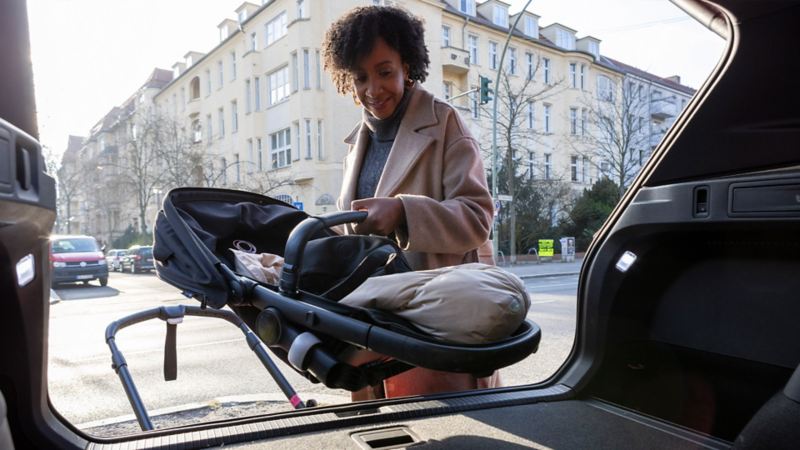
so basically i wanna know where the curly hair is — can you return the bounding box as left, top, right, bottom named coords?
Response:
left=322, top=6, right=430, bottom=95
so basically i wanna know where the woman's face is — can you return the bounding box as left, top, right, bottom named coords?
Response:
left=351, top=38, right=409, bottom=120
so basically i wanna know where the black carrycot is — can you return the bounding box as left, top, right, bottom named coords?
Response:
left=152, top=187, right=541, bottom=392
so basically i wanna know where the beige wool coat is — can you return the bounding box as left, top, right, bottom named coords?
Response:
left=337, top=84, right=494, bottom=271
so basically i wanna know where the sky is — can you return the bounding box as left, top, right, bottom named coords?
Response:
left=27, top=0, right=725, bottom=160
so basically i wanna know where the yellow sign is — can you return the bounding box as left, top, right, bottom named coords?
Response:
left=539, top=239, right=554, bottom=257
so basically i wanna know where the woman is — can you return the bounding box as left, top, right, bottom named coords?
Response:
left=322, top=6, right=497, bottom=399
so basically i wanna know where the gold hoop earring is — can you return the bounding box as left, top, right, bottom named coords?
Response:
left=352, top=92, right=361, bottom=106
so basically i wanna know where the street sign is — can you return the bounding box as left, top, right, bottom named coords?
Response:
left=494, top=200, right=501, bottom=215
left=498, top=194, right=513, bottom=202
left=292, top=201, right=304, bottom=211
left=538, top=239, right=554, bottom=257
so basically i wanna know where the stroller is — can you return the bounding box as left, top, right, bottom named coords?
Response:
left=106, top=187, right=540, bottom=429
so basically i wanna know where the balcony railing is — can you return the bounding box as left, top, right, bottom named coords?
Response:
left=650, top=99, right=677, bottom=120
left=442, top=47, right=470, bottom=74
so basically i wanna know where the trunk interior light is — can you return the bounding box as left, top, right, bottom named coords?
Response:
left=16, top=253, right=35, bottom=287
left=615, top=251, right=637, bottom=273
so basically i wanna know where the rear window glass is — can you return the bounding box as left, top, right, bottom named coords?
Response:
left=52, top=238, right=99, bottom=253
left=139, top=248, right=153, bottom=257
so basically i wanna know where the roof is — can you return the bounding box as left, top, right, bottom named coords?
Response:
left=605, top=57, right=697, bottom=95
left=144, top=68, right=174, bottom=89
left=440, top=2, right=620, bottom=73
left=61, top=135, right=85, bottom=163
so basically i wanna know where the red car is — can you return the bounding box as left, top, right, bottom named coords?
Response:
left=49, top=235, right=108, bottom=287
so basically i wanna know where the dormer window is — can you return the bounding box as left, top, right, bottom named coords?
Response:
left=238, top=10, right=247, bottom=23
left=556, top=29, right=576, bottom=50
left=493, top=5, right=508, bottom=27
left=587, top=41, right=599, bottom=58
left=459, top=0, right=476, bottom=16
left=524, top=16, right=538, bottom=37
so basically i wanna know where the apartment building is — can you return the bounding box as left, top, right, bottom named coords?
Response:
left=60, top=0, right=695, bottom=244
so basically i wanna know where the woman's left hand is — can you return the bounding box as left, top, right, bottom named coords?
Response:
left=351, top=197, right=405, bottom=236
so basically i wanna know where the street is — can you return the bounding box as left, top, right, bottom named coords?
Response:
left=48, top=269, right=577, bottom=435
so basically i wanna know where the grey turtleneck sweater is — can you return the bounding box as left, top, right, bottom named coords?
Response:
left=355, top=87, right=413, bottom=200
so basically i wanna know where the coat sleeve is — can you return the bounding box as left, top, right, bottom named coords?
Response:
left=395, top=113, right=493, bottom=255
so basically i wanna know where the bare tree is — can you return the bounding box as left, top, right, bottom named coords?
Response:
left=53, top=151, right=84, bottom=234
left=578, top=80, right=656, bottom=197
left=480, top=63, right=565, bottom=261
left=115, top=107, right=168, bottom=234
left=153, top=113, right=205, bottom=190
left=196, top=155, right=296, bottom=198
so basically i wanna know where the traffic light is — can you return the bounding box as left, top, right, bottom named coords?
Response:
left=479, top=75, right=493, bottom=105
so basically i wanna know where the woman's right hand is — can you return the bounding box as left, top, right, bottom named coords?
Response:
left=351, top=197, right=405, bottom=236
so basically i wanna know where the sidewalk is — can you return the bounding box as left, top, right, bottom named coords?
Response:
left=498, top=257, right=584, bottom=280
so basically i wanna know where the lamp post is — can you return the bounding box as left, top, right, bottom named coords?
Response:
left=491, top=0, right=533, bottom=264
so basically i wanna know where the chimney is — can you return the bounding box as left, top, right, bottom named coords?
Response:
left=666, top=75, right=681, bottom=84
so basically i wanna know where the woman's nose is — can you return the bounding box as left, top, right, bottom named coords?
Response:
left=366, top=79, right=381, bottom=97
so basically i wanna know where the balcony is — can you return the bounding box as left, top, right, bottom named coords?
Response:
left=650, top=99, right=677, bottom=121
left=442, top=47, right=470, bottom=75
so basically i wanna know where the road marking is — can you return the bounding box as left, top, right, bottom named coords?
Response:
left=529, top=299, right=558, bottom=305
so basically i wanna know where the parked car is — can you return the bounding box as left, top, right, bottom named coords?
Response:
left=49, top=235, right=108, bottom=287
left=121, top=245, right=155, bottom=273
left=105, top=249, right=127, bottom=272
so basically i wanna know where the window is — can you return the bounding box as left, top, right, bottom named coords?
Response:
left=171, top=93, right=176, bottom=115
left=205, top=69, right=211, bottom=96
left=250, top=32, right=257, bottom=52
left=254, top=76, right=261, bottom=111
left=191, top=119, right=200, bottom=143
left=442, top=26, right=450, bottom=47
left=570, top=63, right=577, bottom=88
left=544, top=153, right=552, bottom=180
left=581, top=108, right=587, bottom=136
left=459, top=0, right=476, bottom=16
left=303, top=49, right=310, bottom=90
left=297, top=0, right=307, bottom=19
left=570, top=107, right=578, bottom=135
left=231, top=100, right=238, bottom=133
left=234, top=153, right=241, bottom=183
left=598, top=75, right=615, bottom=102
left=556, top=29, right=576, bottom=50
left=524, top=16, right=538, bottom=37
left=218, top=107, right=225, bottom=137
left=315, top=50, right=321, bottom=89
left=230, top=51, right=236, bottom=80
left=270, top=128, right=291, bottom=168
left=443, top=82, right=451, bottom=100
left=544, top=103, right=551, bottom=133
left=468, top=35, right=478, bottom=64
left=205, top=114, right=212, bottom=142
left=582, top=156, right=589, bottom=183
left=275, top=193, right=292, bottom=204
left=526, top=53, right=534, bottom=80
left=179, top=87, right=186, bottom=112
left=257, top=138, right=263, bottom=171
left=269, top=66, right=290, bottom=104
left=489, top=41, right=498, bottom=70
left=543, top=57, right=550, bottom=84
left=471, top=90, right=479, bottom=119
left=527, top=101, right=534, bottom=129
left=571, top=156, right=578, bottom=182
left=528, top=151, right=535, bottom=180
left=217, top=60, right=223, bottom=88
left=266, top=11, right=288, bottom=46
left=291, top=51, right=298, bottom=92
left=580, top=64, right=586, bottom=90
left=587, top=41, right=600, bottom=59
left=508, top=48, right=517, bottom=75
left=245, top=79, right=252, bottom=113
left=220, top=157, right=227, bottom=184
left=317, top=119, right=324, bottom=160
left=293, top=121, right=300, bottom=161
left=190, top=77, right=200, bottom=100
left=493, top=5, right=508, bottom=27
left=304, top=119, right=312, bottom=159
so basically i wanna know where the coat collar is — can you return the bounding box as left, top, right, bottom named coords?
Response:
left=341, top=84, right=439, bottom=206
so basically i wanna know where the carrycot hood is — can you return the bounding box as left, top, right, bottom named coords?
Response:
left=153, top=188, right=310, bottom=308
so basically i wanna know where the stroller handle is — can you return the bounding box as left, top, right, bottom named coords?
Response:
left=280, top=211, right=368, bottom=296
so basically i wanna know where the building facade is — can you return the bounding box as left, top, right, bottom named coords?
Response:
left=59, top=0, right=694, bottom=245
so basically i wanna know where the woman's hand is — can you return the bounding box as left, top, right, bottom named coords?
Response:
left=351, top=197, right=405, bottom=236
